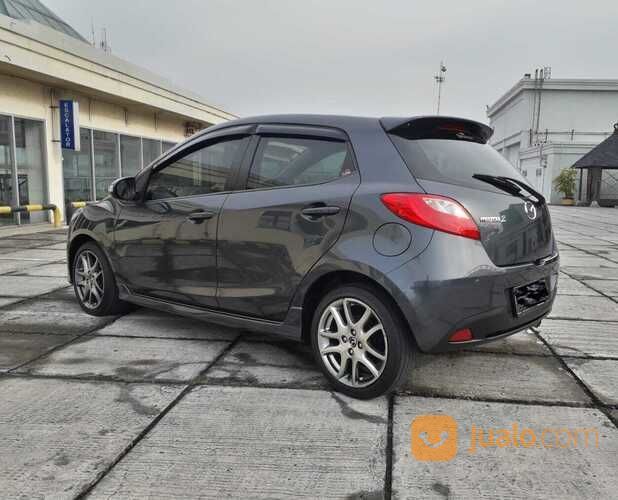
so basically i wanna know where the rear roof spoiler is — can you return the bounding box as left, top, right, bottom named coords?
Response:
left=380, top=116, right=494, bottom=144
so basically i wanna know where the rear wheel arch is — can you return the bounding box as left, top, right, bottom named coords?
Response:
left=300, top=270, right=416, bottom=348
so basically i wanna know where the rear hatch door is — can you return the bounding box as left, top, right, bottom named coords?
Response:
left=382, top=117, right=554, bottom=267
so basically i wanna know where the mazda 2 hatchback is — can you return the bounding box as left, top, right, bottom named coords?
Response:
left=68, top=115, right=559, bottom=399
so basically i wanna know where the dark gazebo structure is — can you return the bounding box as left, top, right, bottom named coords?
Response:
left=573, top=123, right=618, bottom=207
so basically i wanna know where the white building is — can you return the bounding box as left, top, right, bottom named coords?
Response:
left=0, top=0, right=235, bottom=226
left=486, top=71, right=618, bottom=203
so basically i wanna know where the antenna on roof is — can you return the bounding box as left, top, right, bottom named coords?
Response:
left=100, top=27, right=111, bottom=54
left=434, top=61, right=447, bottom=115
left=90, top=19, right=96, bottom=46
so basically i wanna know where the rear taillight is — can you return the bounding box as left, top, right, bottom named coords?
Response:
left=380, top=193, right=480, bottom=240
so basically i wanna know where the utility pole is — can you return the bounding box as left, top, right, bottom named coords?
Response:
left=434, top=61, right=447, bottom=115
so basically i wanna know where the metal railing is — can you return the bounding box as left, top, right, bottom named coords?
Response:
left=0, top=204, right=62, bottom=227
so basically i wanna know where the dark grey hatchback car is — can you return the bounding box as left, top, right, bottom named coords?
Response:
left=68, top=114, right=559, bottom=398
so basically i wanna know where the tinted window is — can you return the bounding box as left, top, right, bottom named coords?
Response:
left=147, top=136, right=248, bottom=200
left=389, top=136, right=527, bottom=192
left=247, top=137, right=352, bottom=190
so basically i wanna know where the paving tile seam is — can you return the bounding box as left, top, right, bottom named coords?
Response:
left=172, top=377, right=598, bottom=410
left=384, top=394, right=394, bottom=500
left=4, top=371, right=187, bottom=387
left=557, top=239, right=618, bottom=265
left=73, top=334, right=243, bottom=500
left=460, top=348, right=552, bottom=358
left=461, top=347, right=617, bottom=361
left=2, top=266, right=69, bottom=283
left=396, top=389, right=595, bottom=409
left=5, top=314, right=124, bottom=375
left=531, top=327, right=618, bottom=430
left=545, top=316, right=618, bottom=324
left=1, top=331, right=75, bottom=337
left=5, top=371, right=191, bottom=386
left=86, top=332, right=242, bottom=342
left=559, top=354, right=618, bottom=361
left=0, top=286, right=72, bottom=310
left=11, top=370, right=597, bottom=411
left=559, top=269, right=618, bottom=305
left=0, top=257, right=66, bottom=264
left=554, top=222, right=618, bottom=236
left=0, top=258, right=67, bottom=276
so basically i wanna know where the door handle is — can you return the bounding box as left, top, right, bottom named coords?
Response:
left=301, top=206, right=341, bottom=219
left=187, top=210, right=216, bottom=223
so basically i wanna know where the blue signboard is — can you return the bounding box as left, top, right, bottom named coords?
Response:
left=59, top=100, right=80, bottom=151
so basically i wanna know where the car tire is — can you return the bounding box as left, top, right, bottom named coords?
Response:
left=310, top=283, right=414, bottom=399
left=72, top=241, right=132, bottom=316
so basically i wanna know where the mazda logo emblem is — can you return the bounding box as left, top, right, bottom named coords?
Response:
left=524, top=202, right=537, bottom=221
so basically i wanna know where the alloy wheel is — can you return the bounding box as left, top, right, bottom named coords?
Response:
left=317, top=297, right=388, bottom=388
left=75, top=250, right=105, bottom=310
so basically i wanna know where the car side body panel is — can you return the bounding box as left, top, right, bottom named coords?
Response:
left=67, top=114, right=558, bottom=354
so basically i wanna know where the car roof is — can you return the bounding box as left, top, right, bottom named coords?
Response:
left=198, top=114, right=380, bottom=136
left=196, top=113, right=490, bottom=137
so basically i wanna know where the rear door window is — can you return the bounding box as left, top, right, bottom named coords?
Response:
left=389, top=136, right=527, bottom=192
left=246, top=136, right=354, bottom=190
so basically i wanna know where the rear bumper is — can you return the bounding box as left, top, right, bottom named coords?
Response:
left=386, top=231, right=559, bottom=353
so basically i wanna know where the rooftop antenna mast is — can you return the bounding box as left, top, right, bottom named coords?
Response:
left=90, top=19, right=95, bottom=46
left=434, top=61, right=447, bottom=115
left=100, top=28, right=111, bottom=53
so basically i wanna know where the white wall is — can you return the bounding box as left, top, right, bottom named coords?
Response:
left=488, top=80, right=618, bottom=204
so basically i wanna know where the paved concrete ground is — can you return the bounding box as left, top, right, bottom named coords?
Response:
left=0, top=206, right=617, bottom=499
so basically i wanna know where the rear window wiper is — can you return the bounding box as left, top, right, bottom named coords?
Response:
left=473, top=174, right=545, bottom=204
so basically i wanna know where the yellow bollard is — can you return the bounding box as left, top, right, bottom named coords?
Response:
left=53, top=206, right=62, bottom=227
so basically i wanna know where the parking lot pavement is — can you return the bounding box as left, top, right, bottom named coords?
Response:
left=0, top=208, right=617, bottom=499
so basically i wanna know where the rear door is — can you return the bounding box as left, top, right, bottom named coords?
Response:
left=383, top=117, right=554, bottom=266
left=216, top=125, right=360, bottom=321
left=113, top=130, right=251, bottom=307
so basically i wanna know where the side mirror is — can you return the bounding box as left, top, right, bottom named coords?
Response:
left=109, top=176, right=136, bottom=201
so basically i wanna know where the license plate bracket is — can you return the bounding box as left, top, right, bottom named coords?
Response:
left=512, top=279, right=549, bottom=316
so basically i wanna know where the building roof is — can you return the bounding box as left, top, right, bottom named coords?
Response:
left=0, top=0, right=86, bottom=41
left=487, top=78, right=618, bottom=117
left=0, top=8, right=236, bottom=124
left=573, top=124, right=618, bottom=169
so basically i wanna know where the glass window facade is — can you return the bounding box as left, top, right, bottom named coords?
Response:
left=162, top=141, right=176, bottom=153
left=15, top=118, right=47, bottom=223
left=142, top=138, right=161, bottom=168
left=0, top=113, right=181, bottom=225
left=62, top=128, right=93, bottom=208
left=0, top=115, right=14, bottom=225
left=93, top=130, right=119, bottom=200
left=0, top=115, right=48, bottom=225
left=60, top=129, right=180, bottom=211
left=120, top=135, right=141, bottom=177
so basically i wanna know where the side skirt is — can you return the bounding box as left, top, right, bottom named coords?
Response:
left=119, top=286, right=303, bottom=341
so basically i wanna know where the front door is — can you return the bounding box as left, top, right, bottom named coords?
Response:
left=217, top=128, right=360, bottom=320
left=113, top=134, right=250, bottom=308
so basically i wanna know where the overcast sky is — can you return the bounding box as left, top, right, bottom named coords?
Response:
left=46, top=0, right=618, bottom=122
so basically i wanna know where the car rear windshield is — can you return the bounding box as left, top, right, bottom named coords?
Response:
left=389, top=135, right=527, bottom=192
